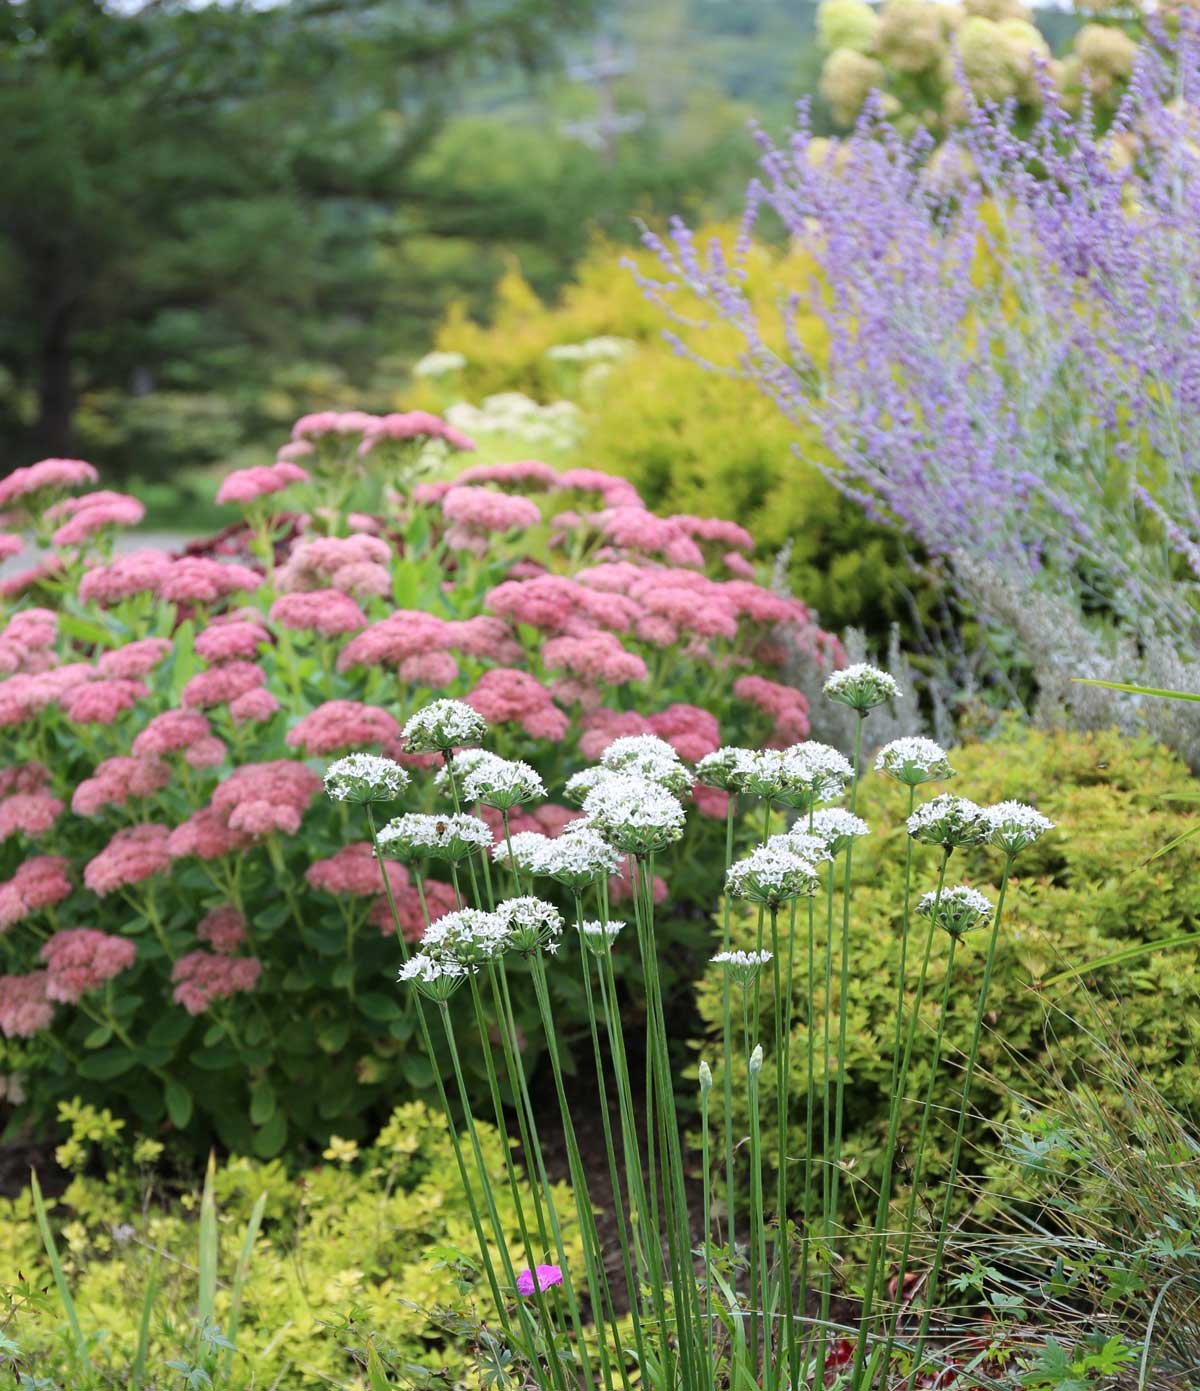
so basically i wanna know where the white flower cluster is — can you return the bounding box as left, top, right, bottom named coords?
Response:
left=423, top=907, right=511, bottom=966
left=577, top=919, right=624, bottom=952
left=376, top=812, right=493, bottom=863
left=808, top=808, right=870, bottom=854
left=695, top=746, right=755, bottom=792
left=918, top=885, right=993, bottom=938
left=539, top=825, right=622, bottom=889
left=824, top=663, right=902, bottom=712
left=907, top=794, right=989, bottom=850
left=323, top=753, right=410, bottom=804
left=461, top=755, right=546, bottom=811
left=445, top=393, right=584, bottom=451
left=875, top=737, right=954, bottom=787
left=545, top=336, right=636, bottom=366
left=412, top=349, right=467, bottom=379
left=600, top=735, right=692, bottom=794
left=492, top=830, right=552, bottom=873
left=398, top=952, right=468, bottom=1001
left=984, top=801, right=1054, bottom=856
left=564, top=767, right=607, bottom=806
left=726, top=844, right=820, bottom=906
left=732, top=744, right=853, bottom=808
left=582, top=774, right=687, bottom=855
left=402, top=699, right=487, bottom=754
left=771, top=830, right=830, bottom=863
left=711, top=948, right=774, bottom=978
left=495, top=896, right=563, bottom=954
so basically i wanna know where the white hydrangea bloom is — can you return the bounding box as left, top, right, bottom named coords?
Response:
left=726, top=844, right=820, bottom=905
left=918, top=884, right=993, bottom=938
left=824, top=663, right=902, bottom=712
left=376, top=812, right=493, bottom=863
left=875, top=737, right=954, bottom=786
left=402, top=699, right=487, bottom=753
left=583, top=774, right=687, bottom=855
left=984, top=801, right=1054, bottom=856
left=323, top=753, right=410, bottom=804
left=907, top=795, right=989, bottom=850
left=600, top=735, right=691, bottom=794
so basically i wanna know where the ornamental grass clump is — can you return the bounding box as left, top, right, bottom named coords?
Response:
left=327, top=673, right=1053, bottom=1390
left=0, top=416, right=841, bottom=1154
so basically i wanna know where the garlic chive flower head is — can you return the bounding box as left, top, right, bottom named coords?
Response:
left=749, top=1043, right=764, bottom=1074
left=984, top=801, right=1054, bottom=857
left=324, top=754, right=409, bottom=804
left=726, top=844, right=820, bottom=906
left=491, top=830, right=552, bottom=874
left=698, top=1059, right=713, bottom=1094
left=461, top=757, right=546, bottom=811
left=539, top=827, right=621, bottom=890
left=918, top=885, right=993, bottom=938
left=583, top=774, right=687, bottom=855
left=495, top=896, right=563, bottom=954
left=600, top=735, right=691, bottom=794
left=824, top=663, right=901, bottom=713
left=434, top=748, right=495, bottom=792
left=907, top=794, right=989, bottom=851
left=711, top=949, right=773, bottom=985
left=731, top=744, right=852, bottom=809
left=398, top=952, right=468, bottom=1002
left=695, top=747, right=755, bottom=792
left=422, top=908, right=511, bottom=966
left=564, top=767, right=609, bottom=806
left=401, top=699, right=487, bottom=754
left=376, top=812, right=493, bottom=863
left=808, top=808, right=871, bottom=856
left=875, top=737, right=955, bottom=787
left=771, top=830, right=831, bottom=864
left=577, top=918, right=624, bottom=953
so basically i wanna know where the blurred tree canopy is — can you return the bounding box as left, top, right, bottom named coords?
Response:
left=0, top=0, right=596, bottom=465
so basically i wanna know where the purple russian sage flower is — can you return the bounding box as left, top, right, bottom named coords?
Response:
left=638, top=26, right=1200, bottom=648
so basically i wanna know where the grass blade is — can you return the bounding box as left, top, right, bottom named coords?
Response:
left=132, top=1244, right=163, bottom=1390
left=1072, top=677, right=1200, bottom=703
left=222, top=1190, right=267, bottom=1378
left=30, top=1169, right=90, bottom=1369
left=197, top=1150, right=218, bottom=1329
left=1040, top=932, right=1200, bottom=987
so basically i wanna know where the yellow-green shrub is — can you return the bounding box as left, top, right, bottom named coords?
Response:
left=698, top=725, right=1200, bottom=1228
left=417, top=236, right=925, bottom=634
left=3, top=1100, right=578, bottom=1388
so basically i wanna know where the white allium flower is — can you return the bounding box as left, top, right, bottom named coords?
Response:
left=984, top=801, right=1054, bottom=856
left=538, top=827, right=621, bottom=890
left=495, top=896, right=563, bottom=954
left=461, top=757, right=546, bottom=811
left=564, top=767, right=612, bottom=806
left=491, top=830, right=552, bottom=874
left=695, top=746, right=755, bottom=792
left=918, top=885, right=993, bottom=938
left=711, top=949, right=773, bottom=984
left=402, top=699, right=487, bottom=753
left=600, top=735, right=691, bottom=794
left=726, top=844, right=820, bottom=905
left=323, top=753, right=409, bottom=804
left=907, top=795, right=989, bottom=850
left=808, top=808, right=871, bottom=855
left=434, top=748, right=497, bottom=791
left=824, top=663, right=902, bottom=712
left=398, top=952, right=468, bottom=1001
left=767, top=831, right=830, bottom=864
left=749, top=1043, right=764, bottom=1074
left=376, top=812, right=493, bottom=863
left=732, top=744, right=852, bottom=808
left=577, top=918, right=624, bottom=953
left=583, top=774, right=687, bottom=855
left=875, top=737, right=954, bottom=787
left=423, top=908, right=511, bottom=966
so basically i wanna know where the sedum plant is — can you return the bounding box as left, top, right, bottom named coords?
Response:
left=0, top=420, right=841, bottom=1156
left=325, top=675, right=1052, bottom=1390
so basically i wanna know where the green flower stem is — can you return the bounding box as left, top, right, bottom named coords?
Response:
left=700, top=1073, right=716, bottom=1391
left=264, top=837, right=305, bottom=933
left=906, top=856, right=1015, bottom=1388
left=748, top=1044, right=772, bottom=1390
left=364, top=805, right=515, bottom=1344
left=849, top=851, right=950, bottom=1391
left=769, top=899, right=792, bottom=1384
left=527, top=949, right=624, bottom=1391
left=721, top=794, right=738, bottom=1252
left=816, top=855, right=837, bottom=1384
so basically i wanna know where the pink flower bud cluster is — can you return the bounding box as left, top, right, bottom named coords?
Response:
left=49, top=491, right=145, bottom=548
left=441, top=486, right=541, bottom=550
left=579, top=703, right=720, bottom=764
left=133, top=710, right=212, bottom=757
left=159, top=557, right=262, bottom=606
left=197, top=906, right=247, bottom=953
left=0, top=458, right=98, bottom=511
left=0, top=971, right=54, bottom=1038
left=171, top=951, right=262, bottom=1015
left=64, top=677, right=148, bottom=726
left=286, top=699, right=399, bottom=756
left=269, top=590, right=367, bottom=637
left=0, top=791, right=65, bottom=841
left=206, top=760, right=323, bottom=839
left=181, top=661, right=266, bottom=711
left=0, top=855, right=72, bottom=930
left=596, top=506, right=706, bottom=568
left=368, top=873, right=458, bottom=942
left=84, top=824, right=171, bottom=895
left=276, top=534, right=392, bottom=599
left=40, top=928, right=137, bottom=1002
left=306, top=842, right=406, bottom=898
left=166, top=807, right=252, bottom=862
left=456, top=460, right=560, bottom=492
left=97, top=638, right=173, bottom=680
left=466, top=669, right=568, bottom=741
left=733, top=675, right=812, bottom=747
left=193, top=616, right=269, bottom=663
left=0, top=533, right=21, bottom=562
left=290, top=409, right=474, bottom=455
left=543, top=631, right=647, bottom=688
left=215, top=460, right=308, bottom=506
left=72, top=754, right=171, bottom=817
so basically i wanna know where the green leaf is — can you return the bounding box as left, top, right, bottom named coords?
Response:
left=249, top=1080, right=276, bottom=1126
left=1040, top=932, right=1200, bottom=987
left=169, top=620, right=196, bottom=701
left=402, top=1054, right=435, bottom=1089
left=256, top=903, right=291, bottom=931
left=1143, top=821, right=1200, bottom=866
left=317, top=1020, right=351, bottom=1054
left=1072, top=677, right=1200, bottom=703
left=197, top=1153, right=218, bottom=1326
left=57, top=612, right=121, bottom=650
left=83, top=1026, right=113, bottom=1049
left=31, top=1171, right=91, bottom=1369
left=164, top=1080, right=193, bottom=1130
left=331, top=961, right=355, bottom=990
left=77, top=1047, right=137, bottom=1081
left=222, top=1191, right=267, bottom=1379
left=357, top=992, right=402, bottom=1021
left=148, top=1010, right=193, bottom=1049
left=252, top=1110, right=287, bottom=1158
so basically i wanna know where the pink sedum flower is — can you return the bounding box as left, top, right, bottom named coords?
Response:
left=0, top=458, right=98, bottom=510
left=456, top=459, right=558, bottom=491
left=336, top=611, right=450, bottom=672
left=733, top=675, right=811, bottom=747
left=306, top=842, right=406, bottom=898
left=442, top=486, right=541, bottom=537
left=228, top=687, right=281, bottom=726
left=216, top=460, right=308, bottom=506
left=369, top=875, right=458, bottom=941
left=84, top=824, right=171, bottom=895
left=197, top=906, right=247, bottom=953
left=543, top=632, right=647, bottom=687
left=0, top=971, right=54, bottom=1038
left=466, top=669, right=568, bottom=741
left=97, top=638, right=172, bottom=680
left=183, top=736, right=227, bottom=769
left=181, top=662, right=266, bottom=710
left=194, top=620, right=269, bottom=663
left=0, top=855, right=72, bottom=930
left=64, top=678, right=148, bottom=726
left=286, top=700, right=399, bottom=756
left=210, top=760, right=322, bottom=841
left=78, top=549, right=172, bottom=606
left=159, top=557, right=262, bottom=606
left=133, top=710, right=211, bottom=757
left=397, top=651, right=459, bottom=689
left=171, top=951, right=262, bottom=1015
left=50, top=494, right=144, bottom=547
left=0, top=534, right=22, bottom=562
left=0, top=791, right=65, bottom=841
left=270, top=589, right=366, bottom=636
left=41, top=928, right=137, bottom=1003
left=72, top=754, right=171, bottom=816
left=167, top=807, right=251, bottom=862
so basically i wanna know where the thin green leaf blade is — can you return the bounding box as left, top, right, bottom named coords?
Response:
left=1040, top=932, right=1200, bottom=987
left=30, top=1170, right=90, bottom=1368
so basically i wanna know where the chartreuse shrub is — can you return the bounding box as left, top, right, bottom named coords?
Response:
left=415, top=241, right=926, bottom=636
left=0, top=427, right=840, bottom=1157
left=2, top=1098, right=578, bottom=1388
left=698, top=724, right=1200, bottom=1251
